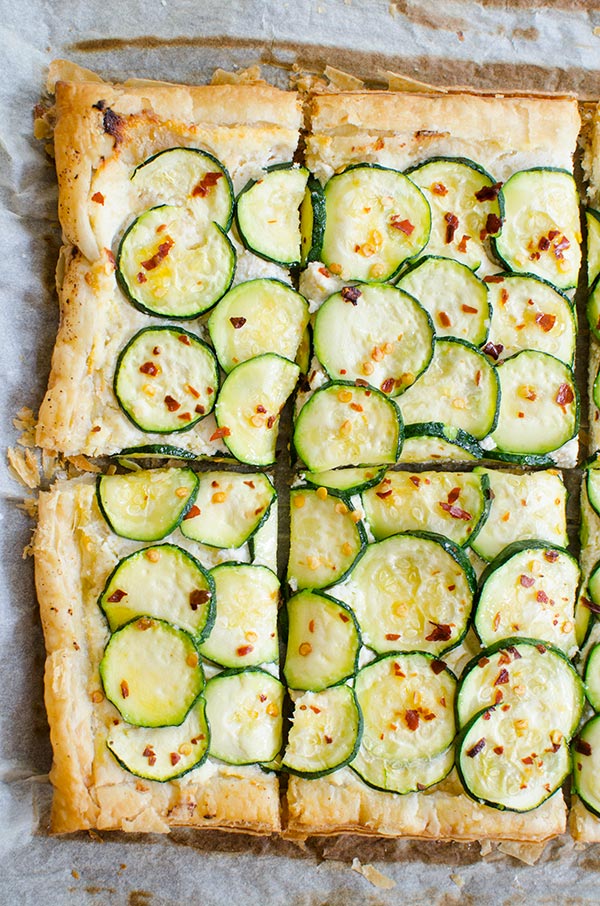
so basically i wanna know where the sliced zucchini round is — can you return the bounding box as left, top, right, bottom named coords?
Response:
left=283, top=686, right=362, bottom=778
left=283, top=589, right=360, bottom=691
left=575, top=594, right=594, bottom=651
left=180, top=470, right=276, bottom=549
left=456, top=639, right=583, bottom=738
left=398, top=423, right=483, bottom=462
left=594, top=366, right=600, bottom=411
left=96, top=467, right=199, bottom=541
left=587, top=209, right=600, bottom=287
left=457, top=702, right=570, bottom=812
left=295, top=325, right=312, bottom=374
left=320, top=164, right=431, bottom=282
left=362, top=470, right=490, bottom=547
left=396, top=255, right=490, bottom=345
left=486, top=273, right=575, bottom=365
left=587, top=275, right=600, bottom=343
left=99, top=544, right=215, bottom=641
left=208, top=279, right=309, bottom=373
left=235, top=164, right=309, bottom=266
left=313, top=283, right=434, bottom=395
left=490, top=350, right=578, bottom=456
left=204, top=668, right=284, bottom=765
left=469, top=468, right=568, bottom=563
left=475, top=542, right=579, bottom=654
left=114, top=326, right=219, bottom=434
left=343, top=532, right=476, bottom=655
left=300, top=174, right=326, bottom=266
left=397, top=338, right=499, bottom=440
left=215, top=353, right=300, bottom=466
left=293, top=381, right=403, bottom=471
left=107, top=697, right=210, bottom=782
left=587, top=459, right=600, bottom=519
left=116, top=444, right=199, bottom=461
left=584, top=643, right=600, bottom=711
left=100, top=617, right=204, bottom=727
left=288, top=486, right=366, bottom=590
left=493, top=168, right=581, bottom=290
left=302, top=466, right=386, bottom=495
left=589, top=559, right=600, bottom=608
left=406, top=157, right=502, bottom=271
left=351, top=742, right=454, bottom=795
left=354, top=652, right=456, bottom=765
left=117, top=206, right=235, bottom=318
left=199, top=563, right=279, bottom=668
left=573, top=715, right=600, bottom=818
left=131, top=147, right=234, bottom=230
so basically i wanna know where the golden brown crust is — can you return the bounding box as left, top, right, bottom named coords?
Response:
left=306, top=91, right=580, bottom=182
left=33, top=476, right=280, bottom=835
left=286, top=770, right=566, bottom=842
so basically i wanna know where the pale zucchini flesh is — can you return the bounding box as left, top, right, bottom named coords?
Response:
left=97, top=467, right=198, bottom=541
left=235, top=165, right=309, bottom=266
left=587, top=209, right=600, bottom=287
left=584, top=643, right=600, bottom=711
left=180, top=471, right=276, bottom=549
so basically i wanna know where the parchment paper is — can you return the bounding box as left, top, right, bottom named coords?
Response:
left=3, top=1, right=600, bottom=903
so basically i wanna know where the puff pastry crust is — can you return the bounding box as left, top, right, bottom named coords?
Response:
left=33, top=476, right=280, bottom=834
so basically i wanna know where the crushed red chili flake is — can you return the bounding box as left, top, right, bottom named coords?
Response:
left=498, top=651, right=510, bottom=666
left=575, top=739, right=592, bottom=756
left=555, top=383, right=574, bottom=406
left=354, top=378, right=370, bottom=387
left=493, top=688, right=504, bottom=704
left=393, top=662, right=406, bottom=677
left=438, top=311, right=451, bottom=328
left=519, top=574, right=535, bottom=588
left=439, top=502, right=471, bottom=521
left=483, top=275, right=504, bottom=283
left=91, top=191, right=105, bottom=205
left=535, top=312, right=556, bottom=332
left=538, top=236, right=551, bottom=251
left=494, top=668, right=509, bottom=686
left=506, top=645, right=522, bottom=660
left=230, top=317, right=246, bottom=329
left=536, top=589, right=549, bottom=604
left=390, top=216, right=415, bottom=236
left=425, top=621, right=452, bottom=642
left=409, top=476, right=420, bottom=487
left=141, top=238, right=174, bottom=271
left=178, top=334, right=191, bottom=346
left=139, top=361, right=158, bottom=376
left=107, top=589, right=127, bottom=603
left=466, top=738, right=486, bottom=757
left=170, top=752, right=181, bottom=766
left=553, top=235, right=571, bottom=259
left=339, top=613, right=350, bottom=623
left=143, top=746, right=155, bottom=759
left=236, top=645, right=254, bottom=656
left=493, top=745, right=504, bottom=755
left=120, top=680, right=129, bottom=699
left=380, top=377, right=395, bottom=394
left=244, top=480, right=256, bottom=488
left=192, top=171, right=223, bottom=197
left=324, top=735, right=333, bottom=744
left=405, top=710, right=420, bottom=731
left=482, top=341, right=504, bottom=360
left=431, top=659, right=446, bottom=675
left=259, top=694, right=267, bottom=702
left=478, top=657, right=490, bottom=668
left=481, top=213, right=502, bottom=238
left=265, top=415, right=276, bottom=429
left=462, top=304, right=478, bottom=314
left=178, top=412, right=192, bottom=422
left=341, top=285, right=362, bottom=305
left=164, top=395, right=180, bottom=412
left=536, top=644, right=547, bottom=654
left=385, top=633, right=401, bottom=641
left=544, top=549, right=559, bottom=563
left=184, top=505, right=200, bottom=521
left=136, top=272, right=148, bottom=284
left=318, top=266, right=332, bottom=278
left=475, top=182, right=502, bottom=202
left=444, top=212, right=459, bottom=243
left=431, top=182, right=448, bottom=196
left=190, top=589, right=210, bottom=611
left=210, top=426, right=231, bottom=441
left=447, top=487, right=461, bottom=504
left=376, top=489, right=394, bottom=499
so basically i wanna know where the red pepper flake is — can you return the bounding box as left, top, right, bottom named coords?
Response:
left=544, top=549, right=559, bottom=563
left=92, top=191, right=105, bottom=205
left=482, top=341, right=504, bottom=361
left=447, top=487, right=461, bottom=504
left=186, top=385, right=201, bottom=399
left=480, top=213, right=502, bottom=239
left=169, top=752, right=181, bottom=766
left=431, top=659, right=446, bottom=675
left=164, top=395, right=180, bottom=412
left=380, top=377, right=395, bottom=394
left=498, top=651, right=510, bottom=666
left=210, top=426, right=231, bottom=441
left=431, top=182, right=448, bottom=196
left=536, top=589, right=549, bottom=604
left=553, top=235, right=571, bottom=260
left=493, top=745, right=504, bottom=755
left=493, top=612, right=501, bottom=631
left=505, top=645, right=522, bottom=661
left=538, top=236, right=551, bottom=251
left=548, top=230, right=560, bottom=240
left=425, top=621, right=452, bottom=642
left=555, top=383, right=574, bottom=407
left=178, top=412, right=192, bottom=422
left=308, top=619, right=315, bottom=633
left=324, top=735, right=333, bottom=744
left=120, top=680, right=129, bottom=699
left=376, top=489, right=393, bottom=499
left=536, top=644, right=547, bottom=654
left=341, top=285, right=362, bottom=305
left=259, top=694, right=267, bottom=703
left=143, top=745, right=155, bottom=759
left=184, top=505, right=200, bottom=520
left=139, top=361, right=158, bottom=376
left=390, top=216, right=415, bottom=236
left=310, top=705, right=321, bottom=715
left=475, top=182, right=502, bottom=202
left=192, top=171, right=223, bottom=197
left=236, top=645, right=254, bottom=656
left=385, top=633, right=401, bottom=641
left=519, top=574, right=535, bottom=588
left=494, top=668, right=509, bottom=686
left=405, top=710, right=420, bottom=731
left=190, top=589, right=210, bottom=611
left=107, top=588, right=127, bottom=603
left=444, top=212, right=459, bottom=243
left=266, top=415, right=276, bottom=429
left=461, top=304, right=478, bottom=314
left=522, top=756, right=534, bottom=765
left=478, top=657, right=490, bottom=668
left=409, top=476, right=420, bottom=487
left=318, top=266, right=332, bottom=278
left=194, top=404, right=206, bottom=415
left=439, top=502, right=472, bottom=521
left=483, top=275, right=504, bottom=283
left=393, top=662, right=406, bottom=677
left=354, top=378, right=370, bottom=387
left=438, top=311, right=452, bottom=328
left=466, top=738, right=486, bottom=757
left=535, top=312, right=556, bottom=332
left=152, top=346, right=161, bottom=355
left=136, top=272, right=148, bottom=284
left=493, top=688, right=504, bottom=704
left=229, top=317, right=247, bottom=329
left=457, top=234, right=470, bottom=254
left=575, top=739, right=592, bottom=756
left=244, top=480, right=256, bottom=489
left=339, top=613, right=350, bottom=623
left=178, top=334, right=191, bottom=346
left=141, top=238, right=174, bottom=271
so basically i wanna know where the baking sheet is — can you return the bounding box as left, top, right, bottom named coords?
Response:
left=4, top=1, right=600, bottom=902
